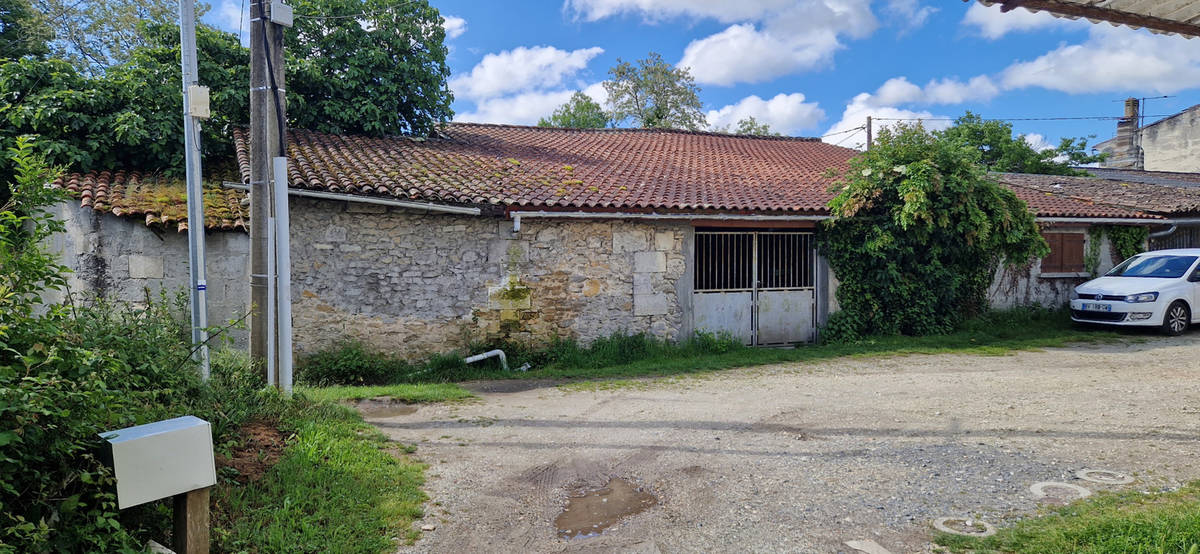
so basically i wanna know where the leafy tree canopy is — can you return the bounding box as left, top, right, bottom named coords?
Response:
left=819, top=123, right=1048, bottom=342
left=32, top=0, right=190, bottom=74
left=938, top=112, right=1104, bottom=176
left=604, top=52, right=706, bottom=131
left=0, top=0, right=51, bottom=59
left=714, top=116, right=780, bottom=136
left=286, top=0, right=453, bottom=137
left=538, top=91, right=609, bottom=129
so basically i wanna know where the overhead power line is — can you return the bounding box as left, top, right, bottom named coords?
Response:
left=872, top=115, right=1181, bottom=123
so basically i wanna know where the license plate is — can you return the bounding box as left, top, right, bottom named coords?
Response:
left=1081, top=302, right=1111, bottom=312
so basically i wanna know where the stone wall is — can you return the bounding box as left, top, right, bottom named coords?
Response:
left=1141, top=105, right=1200, bottom=172
left=986, top=227, right=1119, bottom=309
left=286, top=199, right=691, bottom=358
left=45, top=202, right=251, bottom=345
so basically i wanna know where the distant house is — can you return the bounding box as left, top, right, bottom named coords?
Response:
left=1094, top=98, right=1200, bottom=173
left=47, top=124, right=1169, bottom=356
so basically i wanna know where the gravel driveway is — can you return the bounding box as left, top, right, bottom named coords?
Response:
left=371, top=335, right=1200, bottom=553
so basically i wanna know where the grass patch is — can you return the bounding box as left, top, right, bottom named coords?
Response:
left=297, top=308, right=1125, bottom=386
left=298, top=383, right=474, bottom=404
left=935, top=482, right=1200, bottom=554
left=213, top=400, right=427, bottom=552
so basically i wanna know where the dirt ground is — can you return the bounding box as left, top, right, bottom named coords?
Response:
left=371, top=335, right=1200, bottom=553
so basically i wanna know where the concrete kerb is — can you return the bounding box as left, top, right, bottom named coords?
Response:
left=1076, top=469, right=1135, bottom=485
left=931, top=517, right=997, bottom=537
left=1030, top=481, right=1093, bottom=500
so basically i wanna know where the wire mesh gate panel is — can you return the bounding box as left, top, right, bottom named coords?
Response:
left=693, top=231, right=817, bottom=345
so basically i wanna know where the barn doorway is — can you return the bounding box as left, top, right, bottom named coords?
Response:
left=692, top=230, right=818, bottom=345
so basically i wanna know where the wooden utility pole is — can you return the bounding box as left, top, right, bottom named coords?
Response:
left=249, top=0, right=286, bottom=378
left=865, top=116, right=873, bottom=151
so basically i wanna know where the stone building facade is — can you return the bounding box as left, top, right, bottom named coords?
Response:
left=1096, top=100, right=1200, bottom=172
left=46, top=201, right=251, bottom=345
left=46, top=197, right=694, bottom=359
left=286, top=198, right=690, bottom=358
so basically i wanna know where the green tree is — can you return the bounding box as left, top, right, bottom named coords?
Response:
left=819, top=123, right=1048, bottom=341
left=31, top=0, right=190, bottom=73
left=939, top=112, right=1104, bottom=176
left=714, top=116, right=780, bottom=136
left=0, top=0, right=51, bottom=59
left=286, top=0, right=453, bottom=137
left=0, top=21, right=246, bottom=204
left=604, top=52, right=706, bottom=131
left=538, top=91, right=609, bottom=128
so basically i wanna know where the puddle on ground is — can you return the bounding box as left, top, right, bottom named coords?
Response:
left=352, top=397, right=418, bottom=418
left=554, top=478, right=658, bottom=540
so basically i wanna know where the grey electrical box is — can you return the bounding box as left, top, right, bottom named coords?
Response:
left=100, top=416, right=216, bottom=510
left=187, top=85, right=210, bottom=119
left=270, top=0, right=294, bottom=27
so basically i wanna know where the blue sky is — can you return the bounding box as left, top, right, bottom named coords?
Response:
left=203, top=0, right=1200, bottom=151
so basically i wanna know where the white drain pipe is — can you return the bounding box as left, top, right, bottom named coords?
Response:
left=464, top=349, right=509, bottom=371
left=462, top=350, right=531, bottom=372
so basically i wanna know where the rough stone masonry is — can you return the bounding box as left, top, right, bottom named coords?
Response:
left=48, top=198, right=693, bottom=359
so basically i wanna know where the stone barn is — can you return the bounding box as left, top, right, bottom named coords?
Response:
left=47, top=124, right=1169, bottom=358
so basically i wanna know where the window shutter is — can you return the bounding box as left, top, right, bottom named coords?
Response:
left=1041, top=233, right=1063, bottom=273
left=1062, top=234, right=1085, bottom=273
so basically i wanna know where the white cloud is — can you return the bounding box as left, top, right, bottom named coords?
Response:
left=1001, top=26, right=1200, bottom=94
left=962, top=2, right=1082, bottom=39
left=455, top=83, right=607, bottom=125
left=564, top=0, right=795, bottom=23
left=1023, top=133, right=1054, bottom=152
left=449, top=46, right=604, bottom=101
left=859, top=76, right=1000, bottom=107
left=883, top=0, right=936, bottom=32
left=821, top=75, right=997, bottom=150
left=706, top=93, right=825, bottom=135
left=679, top=24, right=846, bottom=85
left=568, top=0, right=876, bottom=86
left=442, top=15, right=467, bottom=39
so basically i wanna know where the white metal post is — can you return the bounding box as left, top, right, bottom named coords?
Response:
left=266, top=216, right=276, bottom=387
left=272, top=157, right=294, bottom=395
left=179, top=0, right=210, bottom=379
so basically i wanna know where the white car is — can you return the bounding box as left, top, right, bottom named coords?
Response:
left=1070, top=248, right=1200, bottom=336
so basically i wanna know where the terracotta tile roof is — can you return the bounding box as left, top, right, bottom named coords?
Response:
left=1075, top=167, right=1200, bottom=188
left=997, top=172, right=1200, bottom=216
left=52, top=170, right=248, bottom=232
left=1005, top=183, right=1159, bottom=220
left=231, top=123, right=858, bottom=214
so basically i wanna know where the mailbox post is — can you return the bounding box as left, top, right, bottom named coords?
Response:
left=101, top=416, right=216, bottom=553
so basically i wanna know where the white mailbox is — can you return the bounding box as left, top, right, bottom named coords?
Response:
left=101, top=416, right=217, bottom=510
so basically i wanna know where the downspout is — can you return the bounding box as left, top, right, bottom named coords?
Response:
left=1149, top=224, right=1178, bottom=239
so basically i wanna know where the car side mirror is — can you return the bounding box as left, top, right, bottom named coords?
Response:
left=1190, top=271, right=1200, bottom=283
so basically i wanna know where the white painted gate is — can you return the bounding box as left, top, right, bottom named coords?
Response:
left=692, top=231, right=817, bottom=345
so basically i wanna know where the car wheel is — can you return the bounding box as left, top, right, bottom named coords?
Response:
left=1162, top=301, right=1190, bottom=336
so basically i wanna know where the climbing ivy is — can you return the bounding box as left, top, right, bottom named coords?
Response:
left=818, top=123, right=1049, bottom=343
left=1084, top=225, right=1150, bottom=276
left=1085, top=226, right=1105, bottom=277
left=1107, top=225, right=1149, bottom=262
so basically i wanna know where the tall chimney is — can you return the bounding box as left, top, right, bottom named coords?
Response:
left=1110, top=97, right=1143, bottom=169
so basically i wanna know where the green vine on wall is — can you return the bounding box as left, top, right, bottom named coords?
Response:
left=1108, top=225, right=1149, bottom=262
left=1085, top=227, right=1104, bottom=277
left=1084, top=225, right=1150, bottom=276
left=818, top=124, right=1048, bottom=343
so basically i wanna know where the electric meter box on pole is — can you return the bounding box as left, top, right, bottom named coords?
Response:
left=99, top=416, right=217, bottom=510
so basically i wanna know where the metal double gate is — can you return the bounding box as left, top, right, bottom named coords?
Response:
left=693, top=231, right=817, bottom=345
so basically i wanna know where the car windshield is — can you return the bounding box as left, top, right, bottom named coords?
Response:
left=1105, top=255, right=1198, bottom=278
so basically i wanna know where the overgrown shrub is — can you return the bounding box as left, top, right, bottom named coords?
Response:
left=0, top=139, right=271, bottom=551
left=819, top=123, right=1048, bottom=341
left=297, top=340, right=417, bottom=386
